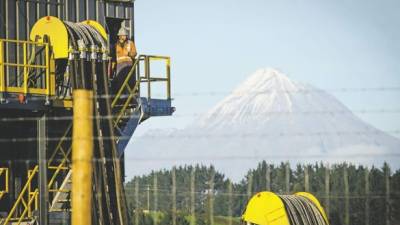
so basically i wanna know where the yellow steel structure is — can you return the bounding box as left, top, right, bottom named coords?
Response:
left=242, top=191, right=329, bottom=225
left=0, top=39, right=54, bottom=96
left=0, top=168, right=9, bottom=200
left=30, top=16, right=69, bottom=59
left=71, top=90, right=94, bottom=225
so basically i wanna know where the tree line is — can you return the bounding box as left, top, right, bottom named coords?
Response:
left=125, top=161, right=400, bottom=225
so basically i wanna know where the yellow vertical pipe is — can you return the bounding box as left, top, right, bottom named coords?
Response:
left=45, top=43, right=50, bottom=96
left=0, top=40, right=4, bottom=92
left=28, top=169, right=32, bottom=217
left=166, top=58, right=171, bottom=100
left=23, top=43, right=28, bottom=94
left=146, top=56, right=151, bottom=100
left=72, top=90, right=94, bottom=225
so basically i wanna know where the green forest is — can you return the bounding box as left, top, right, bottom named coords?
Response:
left=125, top=161, right=400, bottom=225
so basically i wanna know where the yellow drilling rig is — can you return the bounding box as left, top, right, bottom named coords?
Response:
left=0, top=1, right=174, bottom=224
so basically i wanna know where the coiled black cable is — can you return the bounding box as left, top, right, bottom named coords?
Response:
left=280, top=195, right=329, bottom=225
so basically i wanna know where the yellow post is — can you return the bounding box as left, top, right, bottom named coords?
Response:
left=0, top=40, right=4, bottom=93
left=166, top=57, right=171, bottom=100
left=23, top=42, right=28, bottom=95
left=72, top=90, right=94, bottom=225
left=45, top=43, right=50, bottom=96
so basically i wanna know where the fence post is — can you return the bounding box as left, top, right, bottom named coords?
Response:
left=135, top=178, right=140, bottom=225
left=172, top=167, right=177, bottom=225
left=365, top=168, right=369, bottom=225
left=304, top=165, right=309, bottom=192
left=153, top=174, right=158, bottom=225
left=247, top=173, right=253, bottom=199
left=385, top=165, right=390, bottom=225
left=344, top=166, right=349, bottom=225
left=146, top=185, right=150, bottom=212
left=285, top=162, right=290, bottom=194
left=325, top=163, right=330, bottom=218
left=209, top=168, right=215, bottom=225
left=228, top=180, right=233, bottom=225
left=266, top=164, right=271, bottom=191
left=190, top=167, right=196, bottom=225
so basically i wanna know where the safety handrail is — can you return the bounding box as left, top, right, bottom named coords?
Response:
left=2, top=166, right=39, bottom=225
left=138, top=55, right=171, bottom=100
left=0, top=39, right=52, bottom=97
left=111, top=57, right=140, bottom=108
left=111, top=54, right=171, bottom=108
left=0, top=168, right=9, bottom=200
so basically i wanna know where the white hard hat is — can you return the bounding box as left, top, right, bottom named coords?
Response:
left=117, top=27, right=129, bottom=36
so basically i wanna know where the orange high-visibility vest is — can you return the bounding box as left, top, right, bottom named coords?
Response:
left=116, top=40, right=137, bottom=63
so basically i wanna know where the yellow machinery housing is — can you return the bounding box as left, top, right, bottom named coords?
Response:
left=242, top=192, right=329, bottom=225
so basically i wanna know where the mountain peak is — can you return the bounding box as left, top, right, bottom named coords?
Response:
left=130, top=68, right=400, bottom=181
left=233, top=68, right=298, bottom=95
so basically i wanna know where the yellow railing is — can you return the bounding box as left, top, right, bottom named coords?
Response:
left=111, top=55, right=171, bottom=124
left=112, top=55, right=171, bottom=107
left=138, top=55, right=171, bottom=100
left=2, top=166, right=39, bottom=225
left=0, top=39, right=54, bottom=97
left=0, top=168, right=9, bottom=200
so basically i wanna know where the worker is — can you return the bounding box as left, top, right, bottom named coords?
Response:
left=112, top=26, right=137, bottom=105
left=115, top=26, right=137, bottom=75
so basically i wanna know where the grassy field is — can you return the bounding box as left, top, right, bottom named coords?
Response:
left=214, top=216, right=241, bottom=225
left=143, top=211, right=242, bottom=225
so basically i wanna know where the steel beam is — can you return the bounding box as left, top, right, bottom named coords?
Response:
left=38, top=114, right=48, bottom=225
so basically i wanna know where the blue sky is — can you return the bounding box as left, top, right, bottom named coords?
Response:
left=129, top=0, right=400, bottom=139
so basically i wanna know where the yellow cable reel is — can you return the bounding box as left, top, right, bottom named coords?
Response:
left=30, top=16, right=69, bottom=59
left=242, top=191, right=329, bottom=225
left=30, top=16, right=109, bottom=59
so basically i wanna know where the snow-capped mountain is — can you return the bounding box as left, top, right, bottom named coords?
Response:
left=127, top=68, right=400, bottom=180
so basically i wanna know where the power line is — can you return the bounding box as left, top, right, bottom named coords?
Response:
left=157, top=86, right=400, bottom=97
left=0, top=129, right=399, bottom=143
left=0, top=108, right=400, bottom=122
left=0, top=85, right=399, bottom=102
left=1, top=151, right=399, bottom=164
